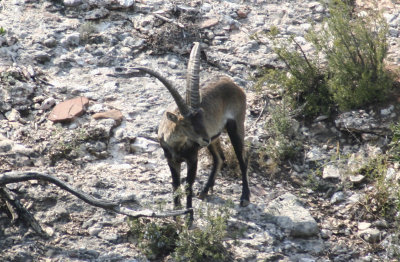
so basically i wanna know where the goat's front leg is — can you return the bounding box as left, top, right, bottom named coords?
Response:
left=167, top=160, right=182, bottom=209
left=186, top=155, right=198, bottom=221
left=199, top=140, right=224, bottom=199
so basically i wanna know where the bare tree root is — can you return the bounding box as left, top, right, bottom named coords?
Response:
left=0, top=171, right=193, bottom=223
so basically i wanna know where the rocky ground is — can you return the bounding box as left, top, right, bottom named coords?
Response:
left=1, top=0, right=400, bottom=261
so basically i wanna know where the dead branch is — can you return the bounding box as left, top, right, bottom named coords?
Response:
left=0, top=171, right=193, bottom=219
left=152, top=13, right=185, bottom=28
left=0, top=187, right=48, bottom=237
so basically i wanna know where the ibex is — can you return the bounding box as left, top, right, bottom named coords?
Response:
left=133, top=42, right=250, bottom=219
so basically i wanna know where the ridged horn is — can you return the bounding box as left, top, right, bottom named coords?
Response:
left=186, top=42, right=201, bottom=109
left=133, top=67, right=190, bottom=116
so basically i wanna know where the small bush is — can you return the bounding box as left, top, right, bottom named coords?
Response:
left=356, top=156, right=400, bottom=220
left=256, top=0, right=392, bottom=118
left=256, top=31, right=332, bottom=118
left=173, top=203, right=232, bottom=262
left=128, top=202, right=232, bottom=261
left=79, top=22, right=97, bottom=43
left=307, top=0, right=392, bottom=110
left=388, top=122, right=400, bottom=162
left=258, top=100, right=303, bottom=167
left=129, top=218, right=179, bottom=260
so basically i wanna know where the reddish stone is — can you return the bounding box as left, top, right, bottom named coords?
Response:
left=48, top=97, right=89, bottom=123
left=237, top=9, right=249, bottom=19
left=200, top=18, right=219, bottom=29
left=92, top=109, right=123, bottom=125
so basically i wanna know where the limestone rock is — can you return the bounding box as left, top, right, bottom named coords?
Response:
left=265, top=193, right=319, bottom=237
left=322, top=165, right=341, bottom=180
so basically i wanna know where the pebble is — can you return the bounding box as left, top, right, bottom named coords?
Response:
left=92, top=110, right=124, bottom=125
left=0, top=140, right=13, bottom=153
left=88, top=226, right=102, bottom=237
left=322, top=165, right=341, bottom=180
left=34, top=51, right=51, bottom=63
left=359, top=228, right=381, bottom=243
left=330, top=191, right=345, bottom=204
left=63, top=32, right=80, bottom=47
left=40, top=97, right=56, bottom=110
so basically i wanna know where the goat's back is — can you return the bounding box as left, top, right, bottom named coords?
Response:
left=200, top=77, right=246, bottom=137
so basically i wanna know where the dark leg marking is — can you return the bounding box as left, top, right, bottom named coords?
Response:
left=226, top=119, right=250, bottom=207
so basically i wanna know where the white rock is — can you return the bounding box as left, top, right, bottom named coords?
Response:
left=5, top=109, right=20, bottom=122
left=323, top=165, right=341, bottom=179
left=358, top=228, right=381, bottom=243
left=358, top=222, right=371, bottom=230
left=63, top=0, right=82, bottom=7
left=63, top=32, right=80, bottom=47
left=330, top=191, right=345, bottom=204
left=40, top=97, right=56, bottom=110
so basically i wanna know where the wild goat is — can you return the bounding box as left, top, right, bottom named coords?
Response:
left=133, top=42, right=250, bottom=219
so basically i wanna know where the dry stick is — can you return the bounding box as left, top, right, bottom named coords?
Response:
left=0, top=187, right=48, bottom=237
left=0, top=171, right=193, bottom=219
left=255, top=98, right=269, bottom=123
left=152, top=13, right=185, bottom=28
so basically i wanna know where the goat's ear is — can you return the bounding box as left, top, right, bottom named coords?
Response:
left=166, top=112, right=178, bottom=123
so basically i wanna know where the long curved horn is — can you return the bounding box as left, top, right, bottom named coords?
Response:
left=133, top=67, right=190, bottom=116
left=186, top=42, right=201, bottom=109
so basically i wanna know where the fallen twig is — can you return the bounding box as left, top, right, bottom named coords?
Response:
left=152, top=13, right=185, bottom=28
left=0, top=171, right=193, bottom=219
left=255, top=97, right=269, bottom=123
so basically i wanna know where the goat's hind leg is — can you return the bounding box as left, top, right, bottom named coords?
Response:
left=226, top=119, right=250, bottom=207
left=199, top=139, right=224, bottom=200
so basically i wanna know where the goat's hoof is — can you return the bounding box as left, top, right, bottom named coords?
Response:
left=198, top=191, right=207, bottom=200
left=240, top=199, right=250, bottom=207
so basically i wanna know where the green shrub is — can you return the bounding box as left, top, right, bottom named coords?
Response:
left=389, top=122, right=400, bottom=162
left=307, top=0, right=391, bottom=110
left=258, top=100, right=303, bottom=166
left=129, top=218, right=178, bottom=260
left=256, top=0, right=392, bottom=118
left=356, top=156, right=400, bottom=220
left=256, top=32, right=331, bottom=118
left=173, top=203, right=232, bottom=262
left=128, top=202, right=232, bottom=261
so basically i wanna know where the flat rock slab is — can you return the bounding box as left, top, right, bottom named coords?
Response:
left=200, top=18, right=219, bottom=29
left=48, top=97, right=89, bottom=123
left=264, top=192, right=319, bottom=238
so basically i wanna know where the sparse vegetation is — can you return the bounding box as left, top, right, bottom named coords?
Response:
left=257, top=99, right=303, bottom=170
left=78, top=21, right=97, bottom=43
left=48, top=125, right=108, bottom=164
left=128, top=202, right=233, bottom=261
left=0, top=26, right=6, bottom=36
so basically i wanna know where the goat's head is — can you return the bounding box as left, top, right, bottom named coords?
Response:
left=166, top=108, right=210, bottom=147
left=133, top=42, right=210, bottom=147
